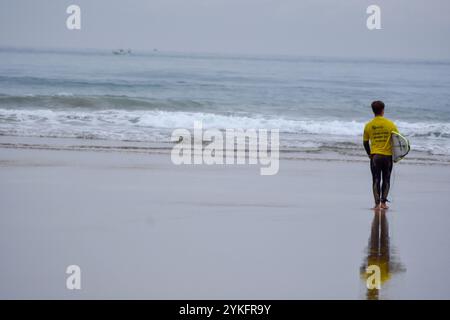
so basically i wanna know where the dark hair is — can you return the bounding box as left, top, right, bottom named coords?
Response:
left=371, top=101, right=385, bottom=115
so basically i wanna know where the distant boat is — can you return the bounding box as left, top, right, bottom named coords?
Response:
left=112, top=49, right=132, bottom=55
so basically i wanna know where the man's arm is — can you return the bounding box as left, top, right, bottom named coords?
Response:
left=363, top=140, right=371, bottom=157
left=363, top=125, right=371, bottom=157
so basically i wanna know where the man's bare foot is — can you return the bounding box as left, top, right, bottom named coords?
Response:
left=372, top=204, right=381, bottom=210
left=380, top=202, right=389, bottom=210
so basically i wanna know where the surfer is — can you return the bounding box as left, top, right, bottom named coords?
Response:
left=363, top=101, right=399, bottom=210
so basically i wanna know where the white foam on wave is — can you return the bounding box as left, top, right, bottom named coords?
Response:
left=1, top=108, right=450, bottom=155
left=397, top=121, right=450, bottom=138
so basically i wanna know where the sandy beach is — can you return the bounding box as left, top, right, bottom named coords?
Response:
left=1, top=136, right=450, bottom=299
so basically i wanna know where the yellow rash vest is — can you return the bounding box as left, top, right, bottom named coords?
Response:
left=363, top=116, right=399, bottom=156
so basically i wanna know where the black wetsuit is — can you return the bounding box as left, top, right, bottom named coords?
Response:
left=364, top=141, right=393, bottom=205
left=370, top=155, right=393, bottom=205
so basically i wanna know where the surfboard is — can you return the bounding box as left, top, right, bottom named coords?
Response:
left=391, top=131, right=410, bottom=163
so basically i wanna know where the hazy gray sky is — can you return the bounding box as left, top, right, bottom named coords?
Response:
left=1, top=0, right=450, bottom=59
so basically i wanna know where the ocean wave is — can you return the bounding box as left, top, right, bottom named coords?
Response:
left=0, top=94, right=206, bottom=111
left=396, top=121, right=450, bottom=138
left=0, top=107, right=363, bottom=134
left=1, top=107, right=449, bottom=135
left=0, top=75, right=165, bottom=89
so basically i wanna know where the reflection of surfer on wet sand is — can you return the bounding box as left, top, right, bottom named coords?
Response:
left=361, top=210, right=405, bottom=300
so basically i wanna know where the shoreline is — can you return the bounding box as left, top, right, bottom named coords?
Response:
left=1, top=135, right=449, bottom=166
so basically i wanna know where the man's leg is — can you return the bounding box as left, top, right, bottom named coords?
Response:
left=370, top=155, right=382, bottom=209
left=380, top=156, right=393, bottom=209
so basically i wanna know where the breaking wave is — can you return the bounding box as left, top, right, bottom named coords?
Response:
left=1, top=107, right=450, bottom=155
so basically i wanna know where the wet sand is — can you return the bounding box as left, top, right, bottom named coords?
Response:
left=1, top=137, right=450, bottom=299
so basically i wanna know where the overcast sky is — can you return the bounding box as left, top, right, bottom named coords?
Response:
left=1, top=0, right=449, bottom=60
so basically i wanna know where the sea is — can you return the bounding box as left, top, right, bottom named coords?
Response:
left=1, top=47, right=450, bottom=161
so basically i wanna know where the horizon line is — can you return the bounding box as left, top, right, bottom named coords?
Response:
left=1, top=44, right=450, bottom=64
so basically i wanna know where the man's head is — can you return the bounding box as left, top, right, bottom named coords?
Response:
left=371, top=100, right=385, bottom=116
